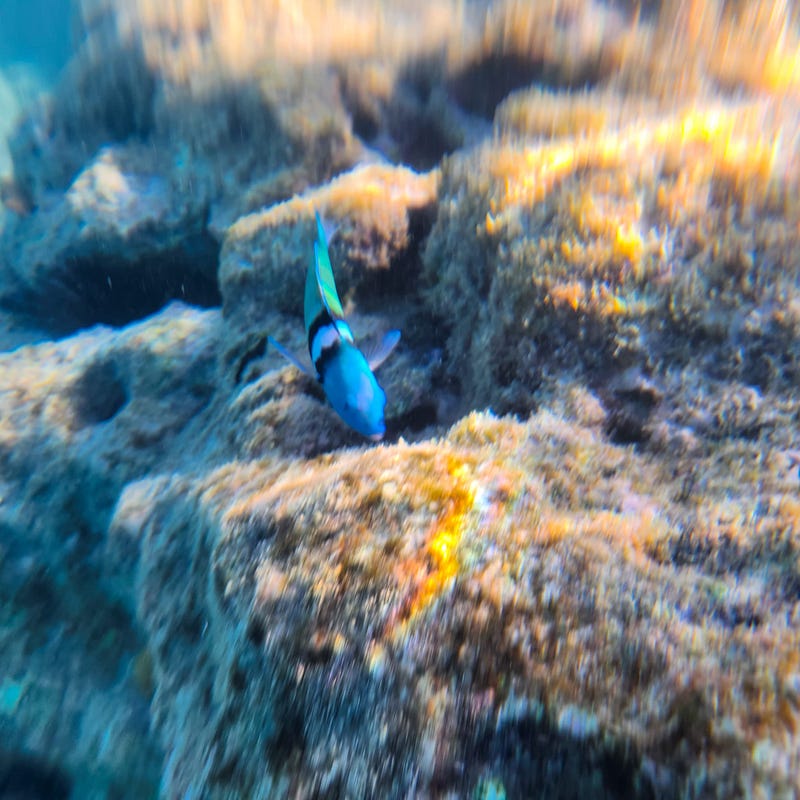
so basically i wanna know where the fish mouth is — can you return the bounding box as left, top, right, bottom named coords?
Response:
left=368, top=431, right=384, bottom=442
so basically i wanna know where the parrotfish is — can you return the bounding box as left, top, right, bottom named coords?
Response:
left=268, top=212, right=400, bottom=440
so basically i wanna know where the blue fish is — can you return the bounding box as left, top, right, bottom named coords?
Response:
left=268, top=212, right=400, bottom=440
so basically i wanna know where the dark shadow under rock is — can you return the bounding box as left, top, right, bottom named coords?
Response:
left=1, top=234, right=221, bottom=335
left=0, top=752, right=71, bottom=800
left=463, top=711, right=662, bottom=800
left=449, top=53, right=569, bottom=119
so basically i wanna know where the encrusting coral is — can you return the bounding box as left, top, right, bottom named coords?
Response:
left=423, top=94, right=800, bottom=417
left=108, top=409, right=800, bottom=798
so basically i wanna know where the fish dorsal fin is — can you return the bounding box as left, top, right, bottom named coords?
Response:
left=314, top=213, right=346, bottom=321
left=363, top=329, right=401, bottom=371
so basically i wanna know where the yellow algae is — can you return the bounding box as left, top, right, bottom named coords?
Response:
left=597, top=287, right=629, bottom=318
left=397, top=454, right=478, bottom=623
left=490, top=102, right=788, bottom=217
left=763, top=45, right=800, bottom=93
left=548, top=281, right=585, bottom=312
left=705, top=0, right=800, bottom=94
left=413, top=524, right=462, bottom=614
left=484, top=212, right=500, bottom=236
left=614, top=224, right=643, bottom=264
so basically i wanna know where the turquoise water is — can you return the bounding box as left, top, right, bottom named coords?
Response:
left=0, top=0, right=72, bottom=78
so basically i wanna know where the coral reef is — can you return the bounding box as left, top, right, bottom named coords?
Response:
left=424, top=96, right=800, bottom=418
left=105, top=410, right=800, bottom=798
left=1, top=0, right=800, bottom=797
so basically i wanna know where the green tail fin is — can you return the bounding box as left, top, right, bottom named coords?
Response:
left=313, top=212, right=345, bottom=320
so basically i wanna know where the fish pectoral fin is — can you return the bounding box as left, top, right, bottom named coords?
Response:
left=364, top=329, right=401, bottom=371
left=267, top=336, right=316, bottom=378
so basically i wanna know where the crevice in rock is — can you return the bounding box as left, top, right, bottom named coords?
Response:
left=387, top=401, right=439, bottom=434
left=464, top=714, right=659, bottom=800
left=600, top=371, right=662, bottom=446
left=233, top=335, right=267, bottom=384
left=355, top=203, right=438, bottom=306
left=449, top=53, right=601, bottom=119
left=264, top=691, right=307, bottom=772
left=70, top=357, right=128, bottom=427
left=342, top=56, right=467, bottom=170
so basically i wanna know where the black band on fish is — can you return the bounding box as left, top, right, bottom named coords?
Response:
left=314, top=336, right=341, bottom=379
left=308, top=309, right=334, bottom=350
left=308, top=310, right=344, bottom=380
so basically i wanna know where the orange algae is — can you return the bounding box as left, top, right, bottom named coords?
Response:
left=548, top=281, right=585, bottom=312
left=412, top=459, right=476, bottom=614
left=395, top=454, right=477, bottom=625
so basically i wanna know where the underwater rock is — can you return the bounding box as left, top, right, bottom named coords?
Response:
left=0, top=143, right=220, bottom=333
left=220, top=163, right=438, bottom=324
left=106, top=410, right=799, bottom=799
left=0, top=303, right=220, bottom=797
left=0, top=302, right=220, bottom=593
left=103, top=0, right=491, bottom=172
left=422, top=95, right=800, bottom=418
left=3, top=1, right=370, bottom=343
left=8, top=0, right=364, bottom=208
